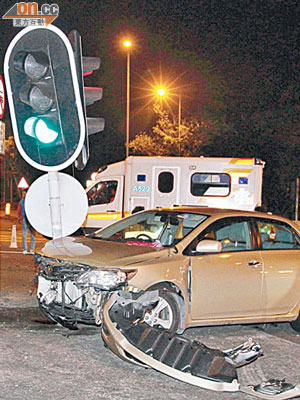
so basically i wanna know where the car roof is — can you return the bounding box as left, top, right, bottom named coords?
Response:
left=149, top=206, right=296, bottom=224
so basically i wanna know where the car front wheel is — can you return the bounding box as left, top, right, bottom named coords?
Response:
left=143, top=290, right=181, bottom=334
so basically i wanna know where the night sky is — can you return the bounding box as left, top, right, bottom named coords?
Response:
left=1, top=0, right=299, bottom=214
left=1, top=1, right=298, bottom=120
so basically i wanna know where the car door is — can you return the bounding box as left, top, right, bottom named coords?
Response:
left=189, top=217, right=264, bottom=320
left=255, top=217, right=300, bottom=315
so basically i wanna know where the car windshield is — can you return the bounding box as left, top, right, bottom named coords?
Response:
left=92, top=210, right=208, bottom=248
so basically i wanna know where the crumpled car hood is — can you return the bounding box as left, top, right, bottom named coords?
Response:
left=37, top=236, right=168, bottom=268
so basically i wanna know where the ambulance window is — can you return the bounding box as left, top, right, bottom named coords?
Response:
left=191, top=173, right=230, bottom=197
left=87, top=180, right=118, bottom=205
left=158, top=172, right=174, bottom=193
left=137, top=174, right=146, bottom=182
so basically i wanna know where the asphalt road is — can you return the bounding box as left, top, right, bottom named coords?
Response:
left=1, top=211, right=300, bottom=400
left=0, top=306, right=300, bottom=400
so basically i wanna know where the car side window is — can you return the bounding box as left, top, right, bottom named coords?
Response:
left=186, top=217, right=253, bottom=254
left=256, top=218, right=300, bottom=250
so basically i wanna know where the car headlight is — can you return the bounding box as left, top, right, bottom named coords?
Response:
left=76, top=269, right=136, bottom=291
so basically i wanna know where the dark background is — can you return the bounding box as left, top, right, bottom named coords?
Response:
left=0, top=0, right=299, bottom=217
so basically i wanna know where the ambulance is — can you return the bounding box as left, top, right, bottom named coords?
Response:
left=83, top=156, right=265, bottom=233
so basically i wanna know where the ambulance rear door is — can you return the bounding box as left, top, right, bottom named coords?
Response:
left=152, top=166, right=180, bottom=208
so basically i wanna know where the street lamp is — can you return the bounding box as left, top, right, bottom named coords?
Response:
left=123, top=40, right=132, bottom=158
left=156, top=88, right=182, bottom=155
left=156, top=88, right=165, bottom=97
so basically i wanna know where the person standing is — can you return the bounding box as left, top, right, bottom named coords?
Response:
left=17, top=189, right=36, bottom=254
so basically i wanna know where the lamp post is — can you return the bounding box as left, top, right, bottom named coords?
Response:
left=156, top=88, right=182, bottom=155
left=178, top=92, right=181, bottom=155
left=123, top=40, right=132, bottom=158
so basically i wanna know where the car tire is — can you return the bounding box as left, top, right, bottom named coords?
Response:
left=144, top=290, right=181, bottom=334
left=290, top=314, right=300, bottom=332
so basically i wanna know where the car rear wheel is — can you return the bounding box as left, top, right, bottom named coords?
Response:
left=143, top=290, right=181, bottom=334
left=291, top=314, right=300, bottom=332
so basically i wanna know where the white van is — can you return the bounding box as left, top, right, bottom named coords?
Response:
left=83, top=156, right=265, bottom=233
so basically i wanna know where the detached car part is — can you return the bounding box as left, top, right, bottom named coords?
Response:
left=101, top=291, right=300, bottom=399
left=241, top=379, right=300, bottom=399
left=224, top=338, right=263, bottom=368
left=102, top=291, right=239, bottom=392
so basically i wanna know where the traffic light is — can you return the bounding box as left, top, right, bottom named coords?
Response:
left=4, top=25, right=85, bottom=171
left=68, top=30, right=105, bottom=170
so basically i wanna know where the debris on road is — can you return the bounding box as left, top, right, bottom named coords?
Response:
left=101, top=291, right=300, bottom=399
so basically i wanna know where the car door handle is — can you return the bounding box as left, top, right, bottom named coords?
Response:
left=248, top=260, right=262, bottom=268
left=107, top=210, right=116, bottom=213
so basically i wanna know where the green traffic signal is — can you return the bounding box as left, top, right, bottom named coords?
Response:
left=17, top=50, right=60, bottom=147
left=24, top=117, right=59, bottom=145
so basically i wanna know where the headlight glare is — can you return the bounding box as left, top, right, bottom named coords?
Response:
left=76, top=269, right=129, bottom=290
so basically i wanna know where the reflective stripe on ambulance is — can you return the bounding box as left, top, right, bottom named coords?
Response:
left=86, top=211, right=130, bottom=220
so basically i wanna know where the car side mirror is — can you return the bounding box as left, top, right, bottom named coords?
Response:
left=196, top=239, right=222, bottom=253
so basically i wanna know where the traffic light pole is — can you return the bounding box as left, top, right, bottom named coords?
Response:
left=48, top=172, right=63, bottom=239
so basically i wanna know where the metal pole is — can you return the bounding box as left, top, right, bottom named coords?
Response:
left=295, top=177, right=299, bottom=221
left=3, top=157, right=6, bottom=203
left=125, top=51, right=130, bottom=159
left=178, top=93, right=181, bottom=156
left=9, top=173, right=12, bottom=203
left=48, top=171, right=63, bottom=239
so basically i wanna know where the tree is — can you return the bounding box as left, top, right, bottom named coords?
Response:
left=129, top=104, right=211, bottom=156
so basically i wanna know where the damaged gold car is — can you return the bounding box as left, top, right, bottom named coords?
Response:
left=36, top=207, right=300, bottom=333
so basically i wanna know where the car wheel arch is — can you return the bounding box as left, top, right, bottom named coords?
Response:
left=145, top=282, right=186, bottom=334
